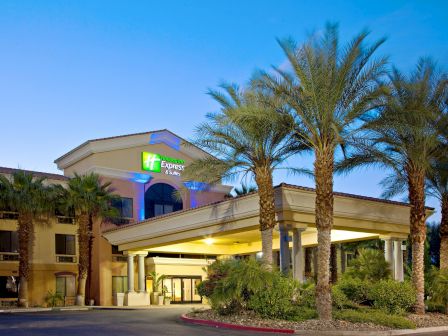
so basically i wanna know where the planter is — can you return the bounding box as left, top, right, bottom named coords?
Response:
left=113, top=293, right=125, bottom=306
left=150, top=292, right=159, bottom=305
left=158, top=295, right=164, bottom=305
left=164, top=297, right=171, bottom=305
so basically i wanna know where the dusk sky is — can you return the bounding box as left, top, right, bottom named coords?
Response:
left=0, top=1, right=447, bottom=221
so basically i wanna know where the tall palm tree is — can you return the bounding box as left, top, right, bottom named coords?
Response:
left=257, top=24, right=388, bottom=319
left=428, top=159, right=448, bottom=270
left=184, top=84, right=308, bottom=266
left=339, top=59, right=447, bottom=314
left=64, top=173, right=117, bottom=306
left=0, top=171, right=51, bottom=307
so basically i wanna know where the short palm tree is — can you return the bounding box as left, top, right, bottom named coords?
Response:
left=184, top=84, right=307, bottom=266
left=64, top=173, right=117, bottom=305
left=258, top=24, right=388, bottom=319
left=0, top=171, right=51, bottom=307
left=339, top=58, right=447, bottom=314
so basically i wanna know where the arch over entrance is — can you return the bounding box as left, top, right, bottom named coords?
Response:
left=144, top=183, right=183, bottom=219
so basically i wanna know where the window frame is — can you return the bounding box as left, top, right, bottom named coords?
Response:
left=55, top=234, right=76, bottom=256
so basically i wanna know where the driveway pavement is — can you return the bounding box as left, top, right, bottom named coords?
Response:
left=0, top=306, right=446, bottom=336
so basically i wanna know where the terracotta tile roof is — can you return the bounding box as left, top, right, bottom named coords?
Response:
left=103, top=183, right=430, bottom=233
left=0, top=166, right=68, bottom=181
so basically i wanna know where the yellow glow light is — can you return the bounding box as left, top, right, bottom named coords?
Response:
left=204, top=238, right=214, bottom=245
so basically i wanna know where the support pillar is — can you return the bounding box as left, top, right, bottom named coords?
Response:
left=279, top=227, right=290, bottom=275
left=292, top=228, right=304, bottom=282
left=127, top=254, right=135, bottom=293
left=383, top=238, right=395, bottom=276
left=138, top=254, right=146, bottom=292
left=394, top=240, right=404, bottom=282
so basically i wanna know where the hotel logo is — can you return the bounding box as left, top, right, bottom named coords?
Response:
left=141, top=152, right=185, bottom=176
left=142, top=152, right=162, bottom=173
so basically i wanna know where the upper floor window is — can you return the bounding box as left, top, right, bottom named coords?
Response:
left=111, top=197, right=133, bottom=219
left=144, top=183, right=183, bottom=219
left=55, top=234, right=75, bottom=255
left=0, top=231, right=18, bottom=253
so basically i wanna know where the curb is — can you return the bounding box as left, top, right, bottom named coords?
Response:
left=293, top=326, right=448, bottom=335
left=181, top=315, right=448, bottom=335
left=0, top=307, right=90, bottom=314
left=180, top=314, right=295, bottom=334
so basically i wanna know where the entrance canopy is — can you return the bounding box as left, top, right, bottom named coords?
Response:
left=103, top=183, right=433, bottom=255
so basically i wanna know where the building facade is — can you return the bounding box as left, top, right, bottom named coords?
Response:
left=0, top=129, right=434, bottom=307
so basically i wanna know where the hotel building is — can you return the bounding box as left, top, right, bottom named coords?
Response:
left=0, top=129, right=433, bottom=307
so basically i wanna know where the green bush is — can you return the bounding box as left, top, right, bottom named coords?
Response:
left=297, top=282, right=316, bottom=308
left=426, top=267, right=448, bottom=314
left=334, top=309, right=416, bottom=329
left=332, top=286, right=356, bottom=309
left=344, top=248, right=391, bottom=282
left=290, top=306, right=318, bottom=321
left=248, top=272, right=298, bottom=319
left=369, top=280, right=416, bottom=314
left=335, top=277, right=372, bottom=304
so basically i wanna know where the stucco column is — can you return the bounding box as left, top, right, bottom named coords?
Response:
left=394, top=240, right=404, bottom=282
left=138, top=254, right=146, bottom=292
left=292, top=228, right=305, bottom=282
left=279, top=227, right=290, bottom=275
left=127, top=254, right=135, bottom=293
left=383, top=238, right=395, bottom=275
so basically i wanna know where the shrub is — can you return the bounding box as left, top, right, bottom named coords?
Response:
left=335, top=277, right=372, bottom=304
left=248, top=272, right=298, bottom=319
left=344, top=248, right=391, bottom=282
left=426, top=267, right=448, bottom=314
left=290, top=306, right=318, bottom=321
left=332, top=286, right=357, bottom=310
left=334, top=309, right=416, bottom=329
left=197, top=258, right=281, bottom=315
left=45, top=291, right=63, bottom=307
left=369, top=280, right=416, bottom=314
left=297, top=282, right=316, bottom=308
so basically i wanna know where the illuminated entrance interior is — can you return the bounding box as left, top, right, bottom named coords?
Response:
left=144, top=183, right=183, bottom=219
left=162, top=276, right=202, bottom=303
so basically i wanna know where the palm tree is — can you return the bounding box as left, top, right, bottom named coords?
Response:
left=184, top=84, right=307, bottom=266
left=428, top=159, right=448, bottom=270
left=339, top=59, right=447, bottom=314
left=257, top=24, right=388, bottom=319
left=0, top=171, right=51, bottom=307
left=225, top=183, right=257, bottom=198
left=64, top=173, right=117, bottom=306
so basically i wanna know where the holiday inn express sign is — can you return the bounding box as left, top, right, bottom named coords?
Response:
left=141, top=152, right=185, bottom=176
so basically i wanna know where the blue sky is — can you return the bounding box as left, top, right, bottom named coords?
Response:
left=0, top=1, right=447, bottom=221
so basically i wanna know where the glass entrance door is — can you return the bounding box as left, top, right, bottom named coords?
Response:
left=162, top=276, right=202, bottom=304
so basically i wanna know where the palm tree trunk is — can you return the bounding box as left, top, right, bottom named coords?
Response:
left=76, top=212, right=90, bottom=306
left=407, top=167, right=427, bottom=315
left=314, top=148, right=334, bottom=320
left=440, top=194, right=448, bottom=270
left=254, top=166, right=276, bottom=267
left=17, top=214, right=32, bottom=308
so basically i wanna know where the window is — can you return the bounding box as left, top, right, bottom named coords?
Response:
left=0, top=231, right=18, bottom=253
left=111, top=197, right=133, bottom=218
left=55, top=234, right=75, bottom=255
left=56, top=275, right=76, bottom=297
left=144, top=183, right=183, bottom=219
left=111, top=245, right=123, bottom=255
left=112, top=276, right=128, bottom=294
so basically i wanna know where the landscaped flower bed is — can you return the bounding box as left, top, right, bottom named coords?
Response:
left=186, top=309, right=448, bottom=332
left=193, top=253, right=448, bottom=332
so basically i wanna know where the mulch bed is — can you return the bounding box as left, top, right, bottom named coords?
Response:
left=408, top=313, right=448, bottom=328
left=187, top=309, right=391, bottom=331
